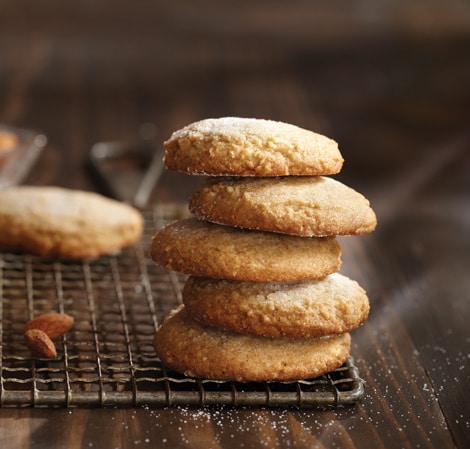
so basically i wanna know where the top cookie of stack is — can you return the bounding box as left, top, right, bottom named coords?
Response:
left=152, top=117, right=376, bottom=383
left=163, top=116, right=343, bottom=177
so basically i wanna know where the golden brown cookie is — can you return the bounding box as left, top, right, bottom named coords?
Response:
left=0, top=130, right=18, bottom=151
left=154, top=306, right=351, bottom=382
left=0, top=130, right=18, bottom=166
left=183, top=273, right=369, bottom=338
left=151, top=218, right=341, bottom=282
left=163, top=117, right=343, bottom=176
left=0, top=186, right=144, bottom=259
left=190, top=175, right=377, bottom=236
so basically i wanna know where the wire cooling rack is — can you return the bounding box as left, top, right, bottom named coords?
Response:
left=0, top=204, right=364, bottom=408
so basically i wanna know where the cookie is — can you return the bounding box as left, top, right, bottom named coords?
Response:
left=151, top=218, right=341, bottom=282
left=154, top=306, right=351, bottom=382
left=0, top=130, right=18, bottom=151
left=190, top=175, right=377, bottom=236
left=183, top=273, right=369, bottom=338
left=0, top=186, right=144, bottom=259
left=0, top=130, right=18, bottom=166
left=163, top=117, right=343, bottom=176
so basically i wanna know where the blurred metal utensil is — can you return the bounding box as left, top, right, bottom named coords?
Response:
left=132, top=147, right=165, bottom=207
left=89, top=124, right=164, bottom=207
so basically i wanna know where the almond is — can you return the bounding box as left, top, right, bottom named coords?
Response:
left=23, top=313, right=74, bottom=339
left=24, top=329, right=57, bottom=359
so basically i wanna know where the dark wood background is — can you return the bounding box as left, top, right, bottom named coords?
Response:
left=1, top=1, right=469, bottom=448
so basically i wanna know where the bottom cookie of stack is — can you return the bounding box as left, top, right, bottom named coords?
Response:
left=154, top=305, right=351, bottom=383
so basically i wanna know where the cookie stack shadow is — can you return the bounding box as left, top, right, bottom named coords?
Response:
left=151, top=117, right=376, bottom=383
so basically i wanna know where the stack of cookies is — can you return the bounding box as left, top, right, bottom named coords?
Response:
left=152, top=117, right=376, bottom=382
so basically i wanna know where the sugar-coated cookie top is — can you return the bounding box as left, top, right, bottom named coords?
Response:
left=0, top=186, right=139, bottom=228
left=183, top=273, right=370, bottom=339
left=164, top=117, right=343, bottom=176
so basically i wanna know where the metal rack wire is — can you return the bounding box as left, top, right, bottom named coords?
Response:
left=0, top=204, right=364, bottom=408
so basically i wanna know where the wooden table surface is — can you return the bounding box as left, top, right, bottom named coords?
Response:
left=1, top=1, right=469, bottom=448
